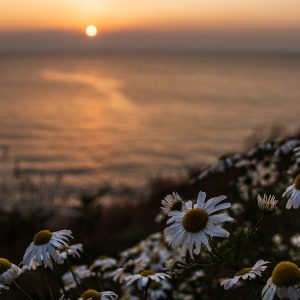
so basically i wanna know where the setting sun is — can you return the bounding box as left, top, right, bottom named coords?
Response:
left=85, top=25, right=98, bottom=37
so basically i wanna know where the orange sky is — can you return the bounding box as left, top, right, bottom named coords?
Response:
left=1, top=0, right=300, bottom=33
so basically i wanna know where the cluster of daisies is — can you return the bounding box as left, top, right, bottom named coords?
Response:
left=159, top=173, right=300, bottom=300
left=2, top=138, right=300, bottom=299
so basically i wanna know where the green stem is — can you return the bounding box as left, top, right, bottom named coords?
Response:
left=12, top=281, right=34, bottom=300
left=235, top=212, right=267, bottom=260
left=41, top=267, right=55, bottom=300
left=203, top=247, right=239, bottom=271
left=96, top=271, right=103, bottom=291
left=53, top=263, right=69, bottom=300
left=249, top=282, right=259, bottom=300
left=142, top=280, right=150, bottom=300
left=67, top=258, right=81, bottom=292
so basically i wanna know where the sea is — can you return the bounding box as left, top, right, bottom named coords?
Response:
left=0, top=52, right=300, bottom=193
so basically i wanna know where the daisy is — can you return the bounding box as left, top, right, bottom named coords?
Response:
left=164, top=191, right=233, bottom=258
left=0, top=258, right=22, bottom=285
left=90, top=256, right=117, bottom=272
left=262, top=261, right=300, bottom=300
left=112, top=258, right=147, bottom=283
left=62, top=265, right=94, bottom=291
left=161, top=192, right=183, bottom=215
left=257, top=194, right=278, bottom=212
left=58, top=243, right=83, bottom=261
left=125, top=270, right=170, bottom=290
left=79, top=289, right=118, bottom=300
left=149, top=280, right=171, bottom=299
left=283, top=174, right=300, bottom=209
left=149, top=249, right=169, bottom=271
left=23, top=229, right=73, bottom=269
left=221, top=259, right=269, bottom=290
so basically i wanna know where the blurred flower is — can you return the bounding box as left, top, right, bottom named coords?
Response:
left=221, top=259, right=269, bottom=290
left=277, top=139, right=300, bottom=155
left=149, top=280, right=171, bottom=299
left=165, top=259, right=176, bottom=271
left=79, top=289, right=118, bottom=300
left=291, top=234, right=300, bottom=248
left=231, top=203, right=245, bottom=215
left=62, top=265, right=94, bottom=291
left=257, top=194, right=278, bottom=212
left=0, top=283, right=9, bottom=293
left=294, top=146, right=300, bottom=163
left=161, top=192, right=183, bottom=216
left=125, top=270, right=170, bottom=290
left=23, top=229, right=72, bottom=269
left=91, top=256, right=117, bottom=272
left=262, top=261, right=300, bottom=300
left=111, top=258, right=147, bottom=284
left=0, top=258, right=22, bottom=285
left=58, top=243, right=83, bottom=261
left=283, top=174, right=300, bottom=209
left=164, top=191, right=232, bottom=258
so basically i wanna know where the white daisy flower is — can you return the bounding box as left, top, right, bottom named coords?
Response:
left=63, top=265, right=94, bottom=291
left=283, top=174, right=300, bottom=209
left=161, top=192, right=184, bottom=216
left=0, top=258, right=22, bottom=285
left=221, top=259, right=269, bottom=290
left=91, top=256, right=117, bottom=272
left=111, top=258, right=147, bottom=283
left=149, top=249, right=169, bottom=271
left=149, top=280, right=171, bottom=299
left=257, top=194, right=278, bottom=212
left=58, top=243, right=83, bottom=261
left=262, top=261, right=300, bottom=300
left=164, top=191, right=233, bottom=258
left=78, top=289, right=118, bottom=300
left=23, top=229, right=73, bottom=269
left=125, top=270, right=171, bottom=290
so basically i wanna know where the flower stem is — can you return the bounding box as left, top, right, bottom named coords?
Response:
left=142, top=281, right=150, bottom=300
left=53, top=263, right=69, bottom=300
left=96, top=271, right=103, bottom=291
left=235, top=212, right=267, bottom=260
left=41, top=267, right=55, bottom=300
left=67, top=257, right=81, bottom=292
left=249, top=282, right=259, bottom=300
left=12, top=280, right=34, bottom=300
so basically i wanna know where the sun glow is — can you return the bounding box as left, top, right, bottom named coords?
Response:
left=85, top=25, right=98, bottom=37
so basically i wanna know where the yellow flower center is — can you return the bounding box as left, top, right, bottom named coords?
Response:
left=58, top=245, right=69, bottom=253
left=272, top=261, right=300, bottom=287
left=170, top=200, right=183, bottom=211
left=149, top=281, right=161, bottom=290
left=80, top=289, right=101, bottom=299
left=98, top=255, right=108, bottom=260
left=152, top=254, right=161, bottom=264
left=140, top=269, right=156, bottom=277
left=236, top=267, right=252, bottom=276
left=0, top=258, right=11, bottom=275
left=71, top=265, right=79, bottom=271
left=33, top=230, right=53, bottom=245
left=294, top=174, right=300, bottom=190
left=182, top=208, right=209, bottom=233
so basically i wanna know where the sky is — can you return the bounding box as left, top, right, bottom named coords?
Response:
left=1, top=0, right=300, bottom=52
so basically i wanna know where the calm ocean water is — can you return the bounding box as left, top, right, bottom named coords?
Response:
left=0, top=52, right=300, bottom=190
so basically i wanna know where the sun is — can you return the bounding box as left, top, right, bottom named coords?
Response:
left=85, top=25, right=98, bottom=37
